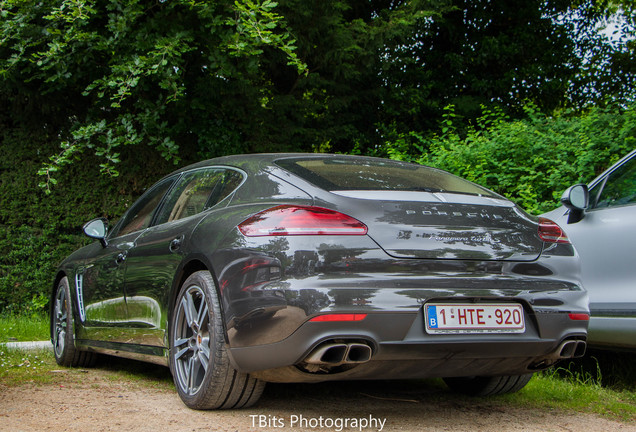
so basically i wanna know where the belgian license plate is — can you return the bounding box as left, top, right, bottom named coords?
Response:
left=425, top=303, right=525, bottom=334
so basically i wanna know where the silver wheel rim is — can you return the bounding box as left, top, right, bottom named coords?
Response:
left=53, top=285, right=67, bottom=358
left=173, top=284, right=211, bottom=396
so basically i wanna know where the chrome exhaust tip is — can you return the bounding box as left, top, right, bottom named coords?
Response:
left=304, top=343, right=348, bottom=364
left=345, top=343, right=372, bottom=363
left=558, top=340, right=577, bottom=358
left=528, top=339, right=587, bottom=370
left=574, top=340, right=587, bottom=358
left=304, top=342, right=373, bottom=365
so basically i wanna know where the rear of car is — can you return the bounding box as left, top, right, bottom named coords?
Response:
left=201, top=155, right=589, bottom=389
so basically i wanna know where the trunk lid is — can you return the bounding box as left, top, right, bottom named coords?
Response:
left=332, top=191, right=542, bottom=261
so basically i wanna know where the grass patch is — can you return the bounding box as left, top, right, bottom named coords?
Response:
left=501, top=371, right=636, bottom=422
left=0, top=348, right=60, bottom=385
left=0, top=348, right=174, bottom=390
left=0, top=313, right=49, bottom=342
left=496, top=351, right=636, bottom=421
left=558, top=349, right=636, bottom=391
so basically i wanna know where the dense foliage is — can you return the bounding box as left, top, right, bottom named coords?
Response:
left=382, top=104, right=636, bottom=213
left=1, top=1, right=635, bottom=313
left=1, top=0, right=635, bottom=183
left=0, top=0, right=310, bottom=191
left=0, top=130, right=176, bottom=314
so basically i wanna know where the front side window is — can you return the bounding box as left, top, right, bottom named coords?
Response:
left=592, top=155, right=636, bottom=209
left=154, top=168, right=243, bottom=225
left=111, top=177, right=177, bottom=238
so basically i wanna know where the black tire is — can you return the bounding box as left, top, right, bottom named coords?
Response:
left=169, top=270, right=265, bottom=410
left=52, top=276, right=96, bottom=367
left=443, top=373, right=533, bottom=396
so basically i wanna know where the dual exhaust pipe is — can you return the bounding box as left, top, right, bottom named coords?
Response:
left=304, top=342, right=373, bottom=366
left=530, top=339, right=587, bottom=370
left=547, top=339, right=587, bottom=360
left=557, top=339, right=587, bottom=359
left=305, top=339, right=586, bottom=370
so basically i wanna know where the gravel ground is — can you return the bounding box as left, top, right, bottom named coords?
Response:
left=1, top=362, right=634, bottom=432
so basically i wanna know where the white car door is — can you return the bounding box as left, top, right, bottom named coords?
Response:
left=546, top=150, right=636, bottom=349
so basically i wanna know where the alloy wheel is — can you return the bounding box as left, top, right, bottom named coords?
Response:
left=173, top=284, right=212, bottom=396
left=53, top=285, right=68, bottom=358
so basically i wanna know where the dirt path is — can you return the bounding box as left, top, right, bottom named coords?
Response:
left=1, top=368, right=634, bottom=432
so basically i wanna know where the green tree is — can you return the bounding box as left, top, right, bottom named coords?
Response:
left=376, top=0, right=636, bottom=139
left=2, top=0, right=635, bottom=188
left=0, top=0, right=307, bottom=191
left=383, top=103, right=636, bottom=213
left=248, top=0, right=451, bottom=154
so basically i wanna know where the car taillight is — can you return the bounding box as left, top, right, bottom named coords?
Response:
left=538, top=217, right=570, bottom=244
left=238, top=205, right=368, bottom=237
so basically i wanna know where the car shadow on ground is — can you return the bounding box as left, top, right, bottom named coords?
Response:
left=93, top=348, right=636, bottom=411
left=95, top=353, right=459, bottom=405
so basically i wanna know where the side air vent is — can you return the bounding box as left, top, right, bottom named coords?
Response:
left=75, top=273, right=86, bottom=322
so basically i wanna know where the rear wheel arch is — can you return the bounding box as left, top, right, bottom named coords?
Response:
left=169, top=258, right=229, bottom=343
left=169, top=269, right=265, bottom=409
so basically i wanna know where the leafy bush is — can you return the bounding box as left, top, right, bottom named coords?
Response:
left=382, top=103, right=636, bottom=213
left=0, top=225, right=85, bottom=315
left=0, top=128, right=177, bottom=314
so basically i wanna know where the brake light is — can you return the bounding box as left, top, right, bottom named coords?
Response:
left=238, top=205, right=368, bottom=237
left=538, top=217, right=570, bottom=244
left=568, top=313, right=590, bottom=321
left=309, top=314, right=367, bottom=322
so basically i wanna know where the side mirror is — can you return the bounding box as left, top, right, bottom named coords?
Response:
left=83, top=218, right=109, bottom=247
left=560, top=184, right=588, bottom=224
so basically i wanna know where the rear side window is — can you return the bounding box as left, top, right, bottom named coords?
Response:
left=154, top=168, right=243, bottom=225
left=275, top=157, right=497, bottom=197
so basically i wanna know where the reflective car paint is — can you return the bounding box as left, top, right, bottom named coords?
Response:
left=53, top=153, right=588, bottom=384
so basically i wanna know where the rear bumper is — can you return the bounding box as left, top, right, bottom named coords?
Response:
left=228, top=304, right=588, bottom=381
left=214, top=237, right=588, bottom=381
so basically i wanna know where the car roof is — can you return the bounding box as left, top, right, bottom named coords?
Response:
left=170, top=153, right=422, bottom=176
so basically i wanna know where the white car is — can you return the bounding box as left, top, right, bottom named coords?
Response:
left=543, top=149, right=636, bottom=350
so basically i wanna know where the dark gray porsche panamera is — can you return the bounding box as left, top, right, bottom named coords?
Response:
left=51, top=153, right=589, bottom=409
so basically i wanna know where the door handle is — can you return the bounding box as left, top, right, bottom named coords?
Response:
left=169, top=236, right=183, bottom=253
left=115, top=252, right=127, bottom=265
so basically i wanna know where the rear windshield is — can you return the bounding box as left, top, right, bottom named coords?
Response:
left=275, top=157, right=498, bottom=197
